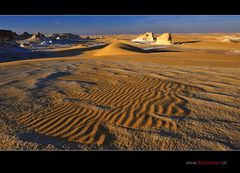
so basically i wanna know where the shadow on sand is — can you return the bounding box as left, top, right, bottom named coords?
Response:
left=18, top=127, right=118, bottom=150
left=0, top=44, right=108, bottom=63
left=18, top=132, right=86, bottom=150
left=174, top=40, right=201, bottom=45
left=0, top=43, right=181, bottom=63
left=37, top=44, right=108, bottom=58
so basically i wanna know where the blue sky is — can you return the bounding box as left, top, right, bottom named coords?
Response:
left=0, top=15, right=240, bottom=35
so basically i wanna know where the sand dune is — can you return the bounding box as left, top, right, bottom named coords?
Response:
left=93, top=41, right=145, bottom=56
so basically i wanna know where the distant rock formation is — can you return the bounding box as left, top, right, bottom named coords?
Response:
left=21, top=32, right=51, bottom=46
left=22, top=32, right=32, bottom=37
left=0, top=29, right=28, bottom=54
left=47, top=33, right=60, bottom=40
left=14, top=32, right=32, bottom=40
left=58, top=33, right=81, bottom=40
left=86, top=36, right=94, bottom=40
left=0, top=29, right=19, bottom=47
left=20, top=32, right=83, bottom=47
left=217, top=35, right=240, bottom=43
left=132, top=32, right=156, bottom=43
left=0, top=30, right=15, bottom=41
left=156, top=33, right=172, bottom=45
left=21, top=32, right=32, bottom=39
left=13, top=32, right=18, bottom=38
left=47, top=33, right=82, bottom=41
left=32, top=32, right=46, bottom=39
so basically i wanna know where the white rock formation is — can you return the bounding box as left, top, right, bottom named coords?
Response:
left=156, top=33, right=172, bottom=45
left=132, top=32, right=156, bottom=43
left=217, top=35, right=240, bottom=43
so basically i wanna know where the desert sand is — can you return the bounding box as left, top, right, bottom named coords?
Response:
left=0, top=33, right=240, bottom=150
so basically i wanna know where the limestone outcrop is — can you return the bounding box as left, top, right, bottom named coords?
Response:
left=132, top=32, right=156, bottom=43
left=156, top=33, right=172, bottom=45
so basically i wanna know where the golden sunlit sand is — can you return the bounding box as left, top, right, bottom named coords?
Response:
left=0, top=33, right=240, bottom=150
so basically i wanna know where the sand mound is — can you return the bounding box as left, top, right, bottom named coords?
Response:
left=156, top=33, right=173, bottom=45
left=132, top=32, right=156, bottom=43
left=93, top=41, right=144, bottom=56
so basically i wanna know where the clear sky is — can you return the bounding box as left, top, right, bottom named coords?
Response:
left=1, top=15, right=240, bottom=35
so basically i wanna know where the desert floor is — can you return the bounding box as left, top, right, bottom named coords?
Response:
left=0, top=33, right=240, bottom=150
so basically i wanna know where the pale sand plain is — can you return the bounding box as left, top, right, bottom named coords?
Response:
left=0, top=33, right=240, bottom=150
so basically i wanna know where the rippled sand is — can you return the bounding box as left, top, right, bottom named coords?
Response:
left=0, top=34, right=240, bottom=150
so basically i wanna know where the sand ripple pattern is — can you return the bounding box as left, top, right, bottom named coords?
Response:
left=17, top=67, right=201, bottom=146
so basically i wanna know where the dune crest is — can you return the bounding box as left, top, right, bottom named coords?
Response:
left=93, top=41, right=145, bottom=56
